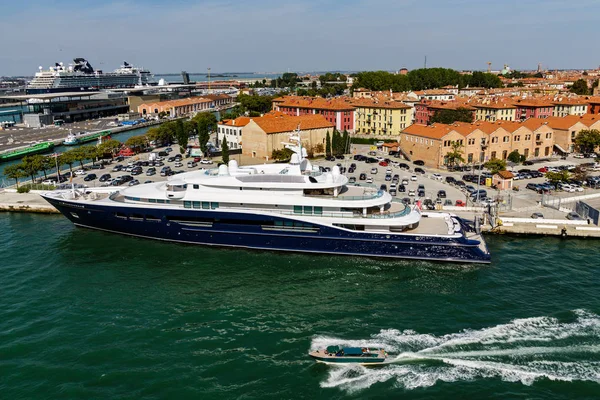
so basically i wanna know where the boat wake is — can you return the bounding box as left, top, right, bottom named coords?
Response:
left=311, top=309, right=600, bottom=393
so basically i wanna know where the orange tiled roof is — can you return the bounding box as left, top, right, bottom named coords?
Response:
left=496, top=170, right=514, bottom=179
left=273, top=95, right=355, bottom=111
left=544, top=115, right=589, bottom=130
left=402, top=124, right=457, bottom=140
left=219, top=116, right=251, bottom=127
left=250, top=113, right=334, bottom=134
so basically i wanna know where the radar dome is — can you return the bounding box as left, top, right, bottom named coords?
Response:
left=218, top=164, right=229, bottom=176
left=332, top=165, right=341, bottom=176
left=228, top=159, right=238, bottom=173
left=290, top=153, right=300, bottom=165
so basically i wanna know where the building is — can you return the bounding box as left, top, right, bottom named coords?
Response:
left=272, top=96, right=355, bottom=132
left=473, top=100, right=517, bottom=122
left=351, top=98, right=413, bottom=136
left=586, top=96, right=600, bottom=115
left=513, top=98, right=554, bottom=120
left=414, top=99, right=475, bottom=125
left=546, top=115, right=600, bottom=153
left=553, top=97, right=588, bottom=117
left=138, top=97, right=213, bottom=117
left=411, top=90, right=456, bottom=101
left=242, top=113, right=334, bottom=159
left=493, top=171, right=514, bottom=191
left=204, top=93, right=233, bottom=107
left=399, top=118, right=556, bottom=168
left=216, top=116, right=251, bottom=151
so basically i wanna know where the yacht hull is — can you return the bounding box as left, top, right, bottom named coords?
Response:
left=43, top=196, right=491, bottom=264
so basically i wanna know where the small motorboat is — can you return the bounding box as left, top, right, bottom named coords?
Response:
left=309, top=345, right=390, bottom=366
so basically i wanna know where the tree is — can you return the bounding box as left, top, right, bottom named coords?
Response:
left=237, top=94, right=273, bottom=114
left=572, top=165, right=588, bottom=182
left=342, top=130, right=349, bottom=154
left=192, top=112, right=217, bottom=155
left=221, top=137, right=230, bottom=164
left=484, top=158, right=507, bottom=174
left=4, top=164, right=27, bottom=188
left=59, top=150, right=77, bottom=174
left=97, top=139, right=121, bottom=159
left=430, top=108, right=474, bottom=124
left=21, top=155, right=42, bottom=184
left=174, top=119, right=189, bottom=154
left=124, top=136, right=147, bottom=153
left=271, top=148, right=294, bottom=161
left=445, top=141, right=464, bottom=167
left=507, top=150, right=522, bottom=164
left=574, top=129, right=600, bottom=154
left=546, top=170, right=570, bottom=184
left=325, top=131, right=332, bottom=157
left=570, top=79, right=590, bottom=95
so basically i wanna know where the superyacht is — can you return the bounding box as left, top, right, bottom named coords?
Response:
left=41, top=142, right=490, bottom=263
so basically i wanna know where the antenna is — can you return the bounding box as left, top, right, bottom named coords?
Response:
left=424, top=55, right=427, bottom=69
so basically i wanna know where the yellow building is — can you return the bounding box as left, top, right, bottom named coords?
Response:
left=473, top=100, right=517, bottom=122
left=350, top=98, right=413, bottom=136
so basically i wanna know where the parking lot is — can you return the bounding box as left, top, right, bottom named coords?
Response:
left=44, top=142, right=600, bottom=220
left=46, top=145, right=215, bottom=189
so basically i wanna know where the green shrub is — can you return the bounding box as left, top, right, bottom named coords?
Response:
left=17, top=186, right=31, bottom=193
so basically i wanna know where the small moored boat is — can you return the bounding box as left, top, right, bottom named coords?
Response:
left=309, top=346, right=390, bottom=366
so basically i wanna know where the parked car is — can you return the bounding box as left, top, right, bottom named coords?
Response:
left=566, top=212, right=583, bottom=220
left=42, top=178, right=58, bottom=185
left=408, top=189, right=416, bottom=196
left=128, top=179, right=140, bottom=186
left=75, top=169, right=87, bottom=176
left=359, top=173, right=367, bottom=180
left=385, top=174, right=392, bottom=181
left=83, top=173, right=97, bottom=181
left=200, top=159, right=213, bottom=164
left=531, top=212, right=544, bottom=219
left=146, top=167, right=156, bottom=176
left=379, top=161, right=388, bottom=167
left=112, top=164, right=123, bottom=172
left=432, top=173, right=443, bottom=181
left=401, top=177, right=409, bottom=185
left=437, top=190, right=447, bottom=198
left=370, top=167, right=378, bottom=174
left=366, top=177, right=374, bottom=184
left=99, top=174, right=111, bottom=182
left=160, top=166, right=172, bottom=176
left=187, top=161, right=198, bottom=168
left=455, top=200, right=466, bottom=207
left=389, top=189, right=397, bottom=196
left=380, top=184, right=387, bottom=191
left=445, top=176, right=456, bottom=184
left=414, top=160, right=425, bottom=166
left=410, top=175, right=418, bottom=181
left=415, top=167, right=425, bottom=174
left=349, top=176, right=356, bottom=184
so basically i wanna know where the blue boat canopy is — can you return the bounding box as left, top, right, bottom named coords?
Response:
left=343, top=347, right=364, bottom=356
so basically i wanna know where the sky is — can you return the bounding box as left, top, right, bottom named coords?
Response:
left=1, top=0, right=598, bottom=76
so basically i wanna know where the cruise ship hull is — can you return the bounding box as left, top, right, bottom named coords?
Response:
left=43, top=196, right=491, bottom=264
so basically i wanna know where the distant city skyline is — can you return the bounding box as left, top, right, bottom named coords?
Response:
left=1, top=0, right=599, bottom=76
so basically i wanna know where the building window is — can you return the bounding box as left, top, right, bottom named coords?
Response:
left=491, top=151, right=497, bottom=159
left=492, top=137, right=498, bottom=143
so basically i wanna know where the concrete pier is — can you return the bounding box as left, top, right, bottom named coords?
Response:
left=0, top=191, right=58, bottom=213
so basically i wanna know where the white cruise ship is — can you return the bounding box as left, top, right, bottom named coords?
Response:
left=26, top=58, right=153, bottom=94
left=42, top=141, right=491, bottom=263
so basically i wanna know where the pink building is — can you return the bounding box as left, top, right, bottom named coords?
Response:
left=272, top=96, right=355, bottom=132
left=513, top=99, right=554, bottom=121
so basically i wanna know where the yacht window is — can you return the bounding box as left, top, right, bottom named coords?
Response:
left=193, top=184, right=199, bottom=189
left=314, top=206, right=323, bottom=215
left=184, top=201, right=192, bottom=209
left=149, top=199, right=156, bottom=203
left=193, top=201, right=201, bottom=209
left=293, top=206, right=302, bottom=214
left=211, top=202, right=219, bottom=209
left=202, top=202, right=210, bottom=209
left=303, top=206, right=313, bottom=214
left=156, top=199, right=165, bottom=204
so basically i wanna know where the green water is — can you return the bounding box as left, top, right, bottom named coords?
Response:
left=1, top=214, right=599, bottom=399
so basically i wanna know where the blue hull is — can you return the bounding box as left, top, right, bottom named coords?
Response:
left=43, top=196, right=491, bottom=263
